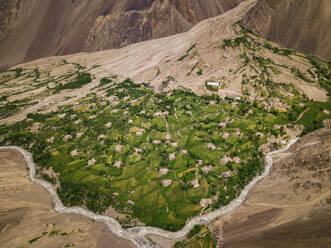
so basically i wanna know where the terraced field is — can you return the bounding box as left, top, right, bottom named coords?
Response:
left=0, top=25, right=330, bottom=235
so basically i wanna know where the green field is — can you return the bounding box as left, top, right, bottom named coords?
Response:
left=0, top=25, right=330, bottom=233
left=1, top=76, right=328, bottom=231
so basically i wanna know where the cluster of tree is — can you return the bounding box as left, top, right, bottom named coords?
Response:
left=55, top=72, right=92, bottom=91
left=57, top=180, right=111, bottom=214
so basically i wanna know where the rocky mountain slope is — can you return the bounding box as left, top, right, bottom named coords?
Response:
left=241, top=0, right=331, bottom=61
left=1, top=0, right=330, bottom=68
left=0, top=0, right=244, bottom=68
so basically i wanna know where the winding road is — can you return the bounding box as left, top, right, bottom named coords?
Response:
left=0, top=138, right=298, bottom=248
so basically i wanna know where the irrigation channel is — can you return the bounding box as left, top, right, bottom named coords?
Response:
left=0, top=138, right=298, bottom=247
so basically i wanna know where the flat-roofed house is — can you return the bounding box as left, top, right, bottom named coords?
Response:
left=206, top=81, right=220, bottom=87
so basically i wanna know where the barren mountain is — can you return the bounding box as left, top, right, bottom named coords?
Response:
left=0, top=0, right=244, bottom=68
left=2, top=0, right=330, bottom=68
left=241, top=0, right=331, bottom=61
left=1, top=0, right=331, bottom=69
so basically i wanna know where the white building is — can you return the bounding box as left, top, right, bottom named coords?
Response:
left=206, top=82, right=220, bottom=87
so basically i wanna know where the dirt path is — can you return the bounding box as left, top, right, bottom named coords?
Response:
left=296, top=107, right=310, bottom=122
left=249, top=190, right=331, bottom=208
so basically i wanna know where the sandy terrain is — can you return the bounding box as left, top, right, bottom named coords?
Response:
left=0, top=149, right=135, bottom=248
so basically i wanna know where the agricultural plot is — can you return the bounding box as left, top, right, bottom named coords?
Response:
left=1, top=73, right=329, bottom=231
left=174, top=225, right=216, bottom=248
left=0, top=25, right=330, bottom=233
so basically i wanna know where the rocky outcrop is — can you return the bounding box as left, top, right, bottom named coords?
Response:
left=241, top=0, right=331, bottom=60
left=0, top=0, right=245, bottom=68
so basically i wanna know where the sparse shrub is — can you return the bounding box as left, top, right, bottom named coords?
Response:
left=100, top=77, right=112, bottom=86
left=14, top=67, right=23, bottom=78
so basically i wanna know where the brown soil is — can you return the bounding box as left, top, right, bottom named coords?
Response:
left=223, top=209, right=331, bottom=248
left=218, top=127, right=331, bottom=248
left=0, top=149, right=135, bottom=248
